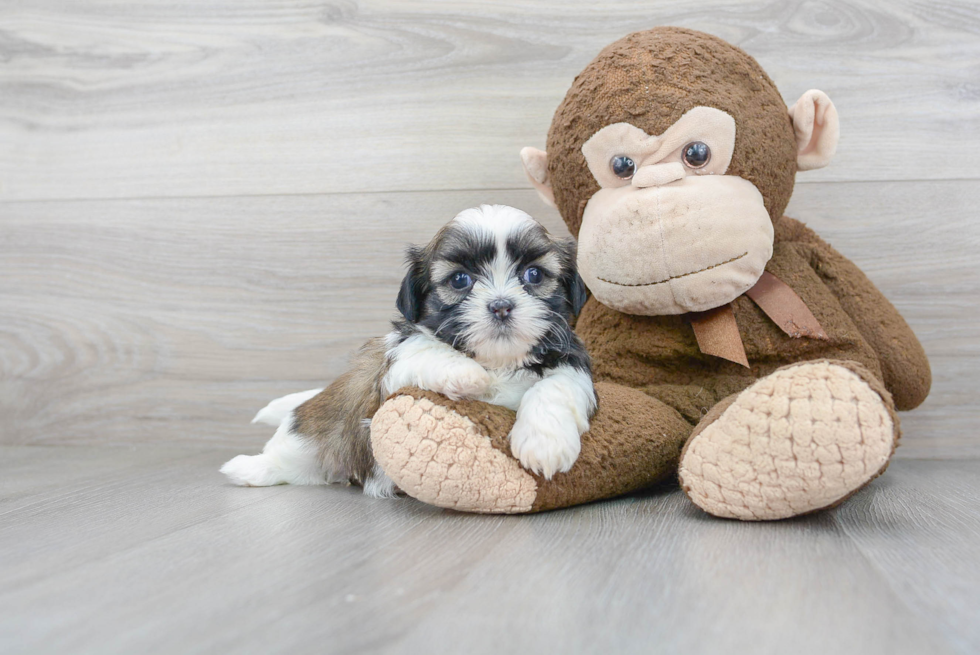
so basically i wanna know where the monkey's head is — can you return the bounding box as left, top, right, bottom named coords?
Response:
left=521, top=27, right=840, bottom=315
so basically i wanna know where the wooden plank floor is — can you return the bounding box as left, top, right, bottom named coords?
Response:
left=1, top=446, right=978, bottom=655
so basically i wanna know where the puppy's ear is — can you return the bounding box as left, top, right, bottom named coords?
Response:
left=396, top=246, right=429, bottom=323
left=555, top=237, right=589, bottom=316
left=567, top=271, right=589, bottom=316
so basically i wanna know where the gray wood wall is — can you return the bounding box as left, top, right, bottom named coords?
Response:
left=2, top=1, right=977, bottom=457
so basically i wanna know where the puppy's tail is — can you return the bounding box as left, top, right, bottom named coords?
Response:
left=251, top=388, right=324, bottom=427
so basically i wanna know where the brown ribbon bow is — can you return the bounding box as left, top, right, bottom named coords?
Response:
left=689, top=271, right=828, bottom=367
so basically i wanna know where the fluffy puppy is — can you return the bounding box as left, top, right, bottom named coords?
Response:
left=221, top=204, right=597, bottom=496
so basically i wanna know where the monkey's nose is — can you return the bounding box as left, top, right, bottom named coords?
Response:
left=632, top=162, right=686, bottom=188
left=488, top=299, right=515, bottom=320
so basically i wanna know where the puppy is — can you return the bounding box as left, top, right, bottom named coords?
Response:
left=221, top=204, right=597, bottom=496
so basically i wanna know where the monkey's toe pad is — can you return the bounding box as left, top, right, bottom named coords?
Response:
left=679, top=361, right=897, bottom=520
left=370, top=394, right=537, bottom=513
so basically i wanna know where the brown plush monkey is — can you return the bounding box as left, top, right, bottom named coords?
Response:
left=369, top=27, right=931, bottom=519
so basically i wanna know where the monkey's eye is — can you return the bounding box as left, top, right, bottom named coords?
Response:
left=610, top=156, right=636, bottom=179
left=449, top=272, right=473, bottom=290
left=522, top=267, right=543, bottom=285
left=682, top=142, right=711, bottom=169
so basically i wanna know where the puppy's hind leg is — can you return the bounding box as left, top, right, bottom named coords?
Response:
left=222, top=336, right=391, bottom=489
left=362, top=463, right=399, bottom=499
left=220, top=418, right=328, bottom=487
left=359, top=417, right=398, bottom=498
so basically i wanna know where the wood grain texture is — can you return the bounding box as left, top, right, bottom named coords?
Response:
left=2, top=181, right=977, bottom=455
left=835, top=460, right=980, bottom=655
left=1, top=449, right=976, bottom=655
left=1, top=0, right=979, bottom=200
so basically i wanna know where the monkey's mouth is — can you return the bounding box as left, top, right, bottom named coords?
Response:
left=596, top=252, right=749, bottom=287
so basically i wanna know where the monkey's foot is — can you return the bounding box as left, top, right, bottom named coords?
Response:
left=679, top=360, right=899, bottom=520
left=370, top=384, right=691, bottom=514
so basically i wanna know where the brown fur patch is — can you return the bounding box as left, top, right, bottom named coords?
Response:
left=773, top=219, right=932, bottom=410
left=292, top=337, right=389, bottom=484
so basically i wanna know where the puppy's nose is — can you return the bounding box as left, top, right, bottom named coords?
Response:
left=488, top=298, right=514, bottom=320
left=632, top=162, right=685, bottom=188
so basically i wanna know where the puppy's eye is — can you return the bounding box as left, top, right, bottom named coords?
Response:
left=682, top=141, right=711, bottom=168
left=610, top=155, right=635, bottom=179
left=449, top=272, right=472, bottom=290
left=522, top=267, right=543, bottom=285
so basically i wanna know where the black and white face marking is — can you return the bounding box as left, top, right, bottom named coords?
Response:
left=394, top=205, right=589, bottom=370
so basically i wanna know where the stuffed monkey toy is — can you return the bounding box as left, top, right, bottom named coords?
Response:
left=369, top=27, right=931, bottom=519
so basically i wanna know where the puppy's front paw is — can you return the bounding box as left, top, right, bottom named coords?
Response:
left=434, top=359, right=492, bottom=400
left=509, top=415, right=581, bottom=480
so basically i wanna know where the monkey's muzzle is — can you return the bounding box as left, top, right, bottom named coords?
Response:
left=577, top=175, right=774, bottom=315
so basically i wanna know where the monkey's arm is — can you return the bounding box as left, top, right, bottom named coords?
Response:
left=778, top=217, right=931, bottom=410
left=370, top=382, right=690, bottom=513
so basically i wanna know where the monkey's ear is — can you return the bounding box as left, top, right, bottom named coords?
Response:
left=788, top=90, right=840, bottom=171
left=396, top=246, right=428, bottom=323
left=520, top=147, right=556, bottom=208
